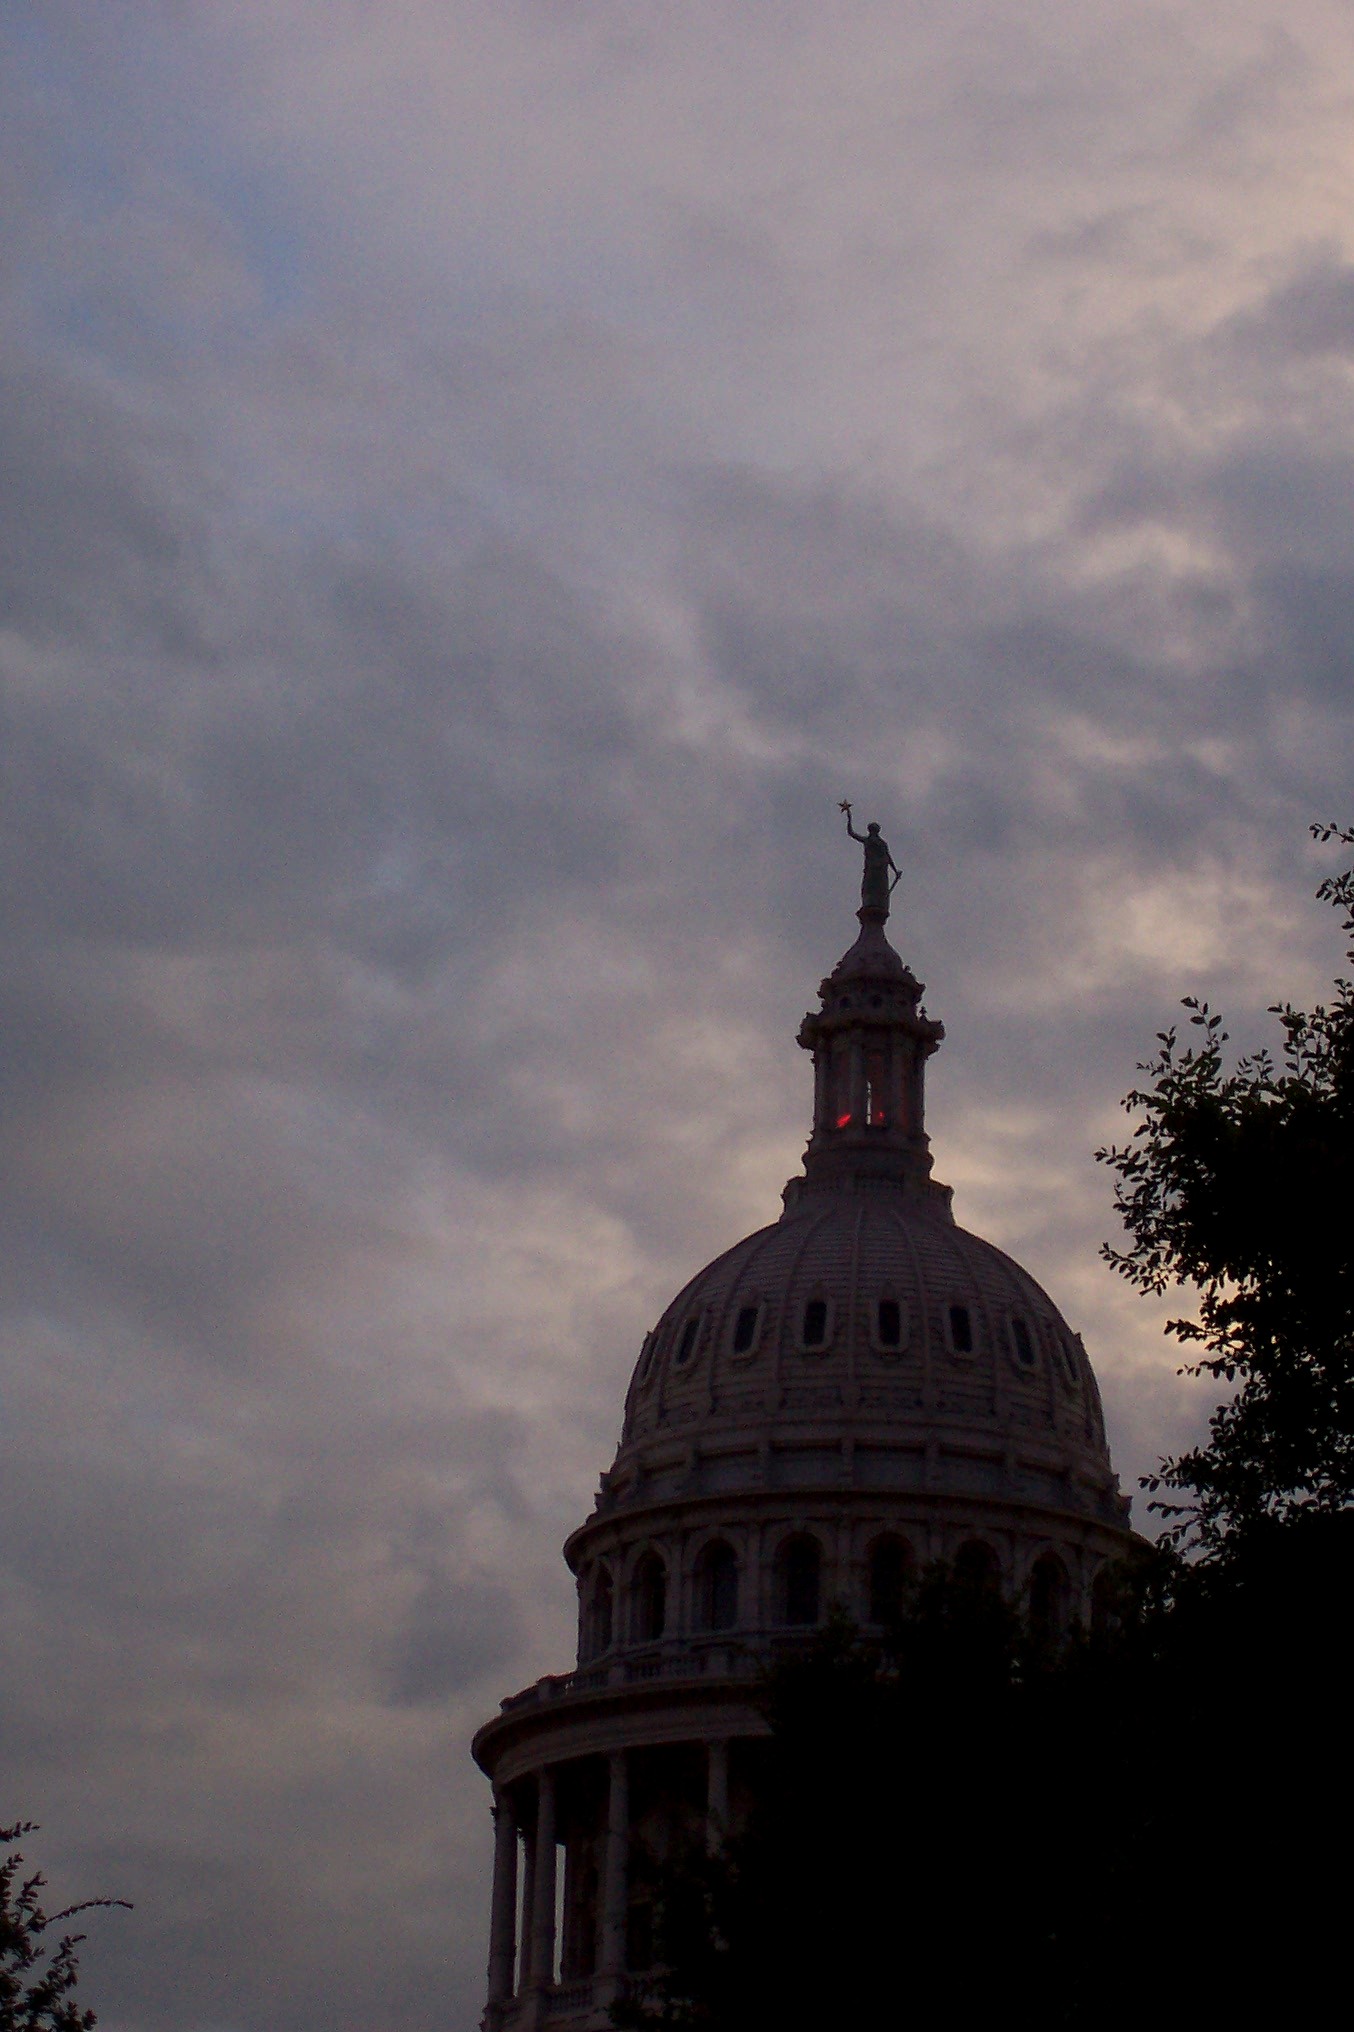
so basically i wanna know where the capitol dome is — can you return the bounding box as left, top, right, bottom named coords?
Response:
left=473, top=836, right=1137, bottom=2032
left=570, top=900, right=1129, bottom=1627
left=611, top=1191, right=1119, bottom=1517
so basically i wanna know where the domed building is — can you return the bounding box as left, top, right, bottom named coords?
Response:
left=473, top=834, right=1136, bottom=2029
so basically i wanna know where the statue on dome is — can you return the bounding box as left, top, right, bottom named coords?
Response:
left=840, top=801, right=901, bottom=917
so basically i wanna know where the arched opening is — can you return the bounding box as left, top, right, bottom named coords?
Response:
left=695, top=1540, right=739, bottom=1633
left=777, top=1534, right=822, bottom=1627
left=631, top=1551, right=667, bottom=1643
left=831, top=1039, right=852, bottom=1126
left=954, top=1539, right=1001, bottom=1596
left=590, top=1565, right=614, bottom=1657
left=865, top=1046, right=887, bottom=1125
left=867, top=1534, right=915, bottom=1625
left=1029, top=1552, right=1071, bottom=1646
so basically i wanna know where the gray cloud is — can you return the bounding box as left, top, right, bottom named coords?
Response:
left=3, top=5, right=1354, bottom=2029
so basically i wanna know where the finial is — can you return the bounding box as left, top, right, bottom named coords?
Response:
left=839, top=801, right=901, bottom=922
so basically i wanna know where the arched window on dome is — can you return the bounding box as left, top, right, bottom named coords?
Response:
left=674, top=1314, right=703, bottom=1370
left=867, top=1534, right=915, bottom=1626
left=874, top=1295, right=905, bottom=1353
left=588, top=1565, right=614, bottom=1658
left=631, top=1551, right=667, bottom=1644
left=730, top=1302, right=763, bottom=1358
left=948, top=1304, right=975, bottom=1355
left=799, top=1295, right=833, bottom=1352
left=694, top=1540, right=739, bottom=1633
left=1028, top=1552, right=1071, bottom=1648
left=1008, top=1314, right=1037, bottom=1371
left=953, top=1539, right=1000, bottom=1596
left=776, top=1534, right=822, bottom=1627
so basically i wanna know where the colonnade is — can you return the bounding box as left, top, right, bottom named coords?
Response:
left=485, top=1740, right=731, bottom=2025
left=582, top=1525, right=1100, bottom=1662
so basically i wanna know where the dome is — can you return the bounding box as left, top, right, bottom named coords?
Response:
left=598, top=1183, right=1124, bottom=1530
left=618, top=1192, right=1114, bottom=1503
left=583, top=882, right=1127, bottom=1536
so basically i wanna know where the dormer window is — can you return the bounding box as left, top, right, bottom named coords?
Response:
left=801, top=1297, right=830, bottom=1351
left=877, top=1297, right=903, bottom=1350
left=674, top=1315, right=701, bottom=1369
left=731, top=1303, right=762, bottom=1357
left=948, top=1304, right=974, bottom=1355
left=1009, top=1316, right=1036, bottom=1370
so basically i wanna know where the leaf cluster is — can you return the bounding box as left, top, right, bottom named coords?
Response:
left=1096, top=824, right=1354, bottom=1547
left=1, top=1826, right=129, bottom=2032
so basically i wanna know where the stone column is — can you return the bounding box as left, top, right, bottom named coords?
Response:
left=531, top=1767, right=557, bottom=1992
left=486, top=1792, right=518, bottom=2010
left=706, top=1740, right=729, bottom=1855
left=518, top=1822, right=537, bottom=1990
left=598, top=1750, right=629, bottom=1983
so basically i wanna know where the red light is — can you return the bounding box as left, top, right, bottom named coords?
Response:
left=836, top=1113, right=852, bottom=1128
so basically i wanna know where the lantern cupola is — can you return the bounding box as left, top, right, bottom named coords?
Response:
left=789, top=812, right=947, bottom=1212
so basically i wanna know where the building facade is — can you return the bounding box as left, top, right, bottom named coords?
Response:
left=472, top=859, right=1137, bottom=2029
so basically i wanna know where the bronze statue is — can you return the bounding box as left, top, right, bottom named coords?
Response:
left=840, top=801, right=900, bottom=917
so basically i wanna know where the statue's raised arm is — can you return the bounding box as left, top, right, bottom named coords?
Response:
left=839, top=799, right=899, bottom=920
left=839, top=798, right=868, bottom=847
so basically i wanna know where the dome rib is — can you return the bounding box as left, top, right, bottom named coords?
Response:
left=767, top=1202, right=838, bottom=1408
left=844, top=1200, right=865, bottom=1400
left=886, top=1196, right=933, bottom=1405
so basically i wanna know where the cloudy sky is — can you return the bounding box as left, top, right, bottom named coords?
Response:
left=3, top=3, right=1353, bottom=2026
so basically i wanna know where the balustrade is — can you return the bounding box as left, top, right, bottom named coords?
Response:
left=497, top=1639, right=761, bottom=1715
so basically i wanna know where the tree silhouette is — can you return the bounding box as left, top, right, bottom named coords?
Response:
left=1098, top=822, right=1354, bottom=1547
left=1, top=1825, right=129, bottom=2032
left=611, top=1544, right=1350, bottom=2031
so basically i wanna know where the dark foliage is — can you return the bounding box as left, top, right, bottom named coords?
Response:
left=1097, top=823, right=1354, bottom=1546
left=614, top=1533, right=1352, bottom=2031
left=0, top=1826, right=129, bottom=2032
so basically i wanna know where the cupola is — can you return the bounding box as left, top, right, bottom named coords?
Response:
left=791, top=899, right=947, bottom=1211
